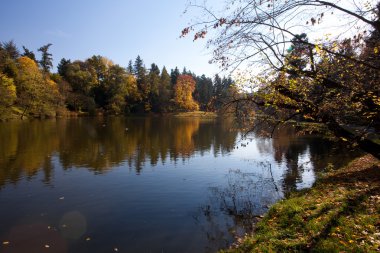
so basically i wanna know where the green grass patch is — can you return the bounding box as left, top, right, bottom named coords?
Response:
left=173, top=111, right=218, bottom=118
left=222, top=155, right=380, bottom=252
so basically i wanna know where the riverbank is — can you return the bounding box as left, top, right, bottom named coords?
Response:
left=0, top=108, right=218, bottom=122
left=223, top=155, right=380, bottom=252
left=172, top=111, right=217, bottom=118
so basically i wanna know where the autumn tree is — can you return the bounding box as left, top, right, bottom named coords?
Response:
left=61, top=60, right=97, bottom=112
left=0, top=73, right=17, bottom=120
left=15, top=56, right=59, bottom=118
left=104, top=64, right=131, bottom=114
left=173, top=74, right=199, bottom=111
left=184, top=0, right=380, bottom=158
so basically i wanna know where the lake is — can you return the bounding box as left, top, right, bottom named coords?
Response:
left=0, top=117, right=358, bottom=253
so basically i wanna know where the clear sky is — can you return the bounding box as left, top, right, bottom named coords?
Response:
left=0, top=0, right=220, bottom=76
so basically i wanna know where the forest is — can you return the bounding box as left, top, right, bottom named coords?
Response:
left=0, top=41, right=234, bottom=120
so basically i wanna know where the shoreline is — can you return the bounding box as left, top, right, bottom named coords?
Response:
left=0, top=110, right=219, bottom=122
left=222, top=155, right=380, bottom=252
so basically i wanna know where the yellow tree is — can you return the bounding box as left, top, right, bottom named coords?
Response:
left=15, top=56, right=59, bottom=118
left=173, top=74, right=199, bottom=111
left=0, top=73, right=17, bottom=119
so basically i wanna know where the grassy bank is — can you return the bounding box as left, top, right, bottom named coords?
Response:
left=223, top=155, right=380, bottom=252
left=173, top=111, right=218, bottom=118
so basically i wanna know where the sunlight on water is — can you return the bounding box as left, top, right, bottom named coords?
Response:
left=0, top=117, right=357, bottom=253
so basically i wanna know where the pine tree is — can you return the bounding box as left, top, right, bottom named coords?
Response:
left=127, top=60, right=133, bottom=74
left=158, top=66, right=172, bottom=112
left=57, top=58, right=71, bottom=78
left=21, top=46, right=36, bottom=62
left=170, top=67, right=180, bottom=87
left=38, top=43, right=53, bottom=73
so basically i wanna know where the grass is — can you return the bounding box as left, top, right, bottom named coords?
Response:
left=222, top=155, right=380, bottom=252
left=173, top=111, right=218, bottom=118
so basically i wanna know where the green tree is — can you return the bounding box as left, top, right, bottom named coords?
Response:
left=57, top=58, right=71, bottom=77
left=21, top=46, right=36, bottom=62
left=134, top=55, right=150, bottom=111
left=148, top=63, right=161, bottom=112
left=0, top=42, right=18, bottom=79
left=104, top=65, right=130, bottom=114
left=127, top=60, right=133, bottom=74
left=63, top=60, right=97, bottom=112
left=158, top=66, right=172, bottom=112
left=170, top=67, right=180, bottom=87
left=1, top=40, right=20, bottom=60
left=38, top=43, right=53, bottom=73
left=194, top=74, right=213, bottom=110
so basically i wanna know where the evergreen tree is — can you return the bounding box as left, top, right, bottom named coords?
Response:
left=38, top=43, right=53, bottom=73
left=57, top=58, right=71, bottom=78
left=133, top=55, right=150, bottom=111
left=170, top=67, right=180, bottom=87
left=21, top=46, right=36, bottom=62
left=148, top=63, right=161, bottom=112
left=133, top=55, right=144, bottom=76
left=127, top=60, right=133, bottom=74
left=150, top=63, right=160, bottom=75
left=1, top=40, right=20, bottom=60
left=195, top=75, right=213, bottom=110
left=158, top=66, right=172, bottom=112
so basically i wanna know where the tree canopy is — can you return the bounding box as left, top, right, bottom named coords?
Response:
left=0, top=40, right=234, bottom=120
left=184, top=0, right=380, bottom=159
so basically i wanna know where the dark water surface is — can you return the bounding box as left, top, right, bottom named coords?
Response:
left=0, top=117, right=357, bottom=253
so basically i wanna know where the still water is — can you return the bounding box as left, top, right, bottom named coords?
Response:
left=0, top=117, right=357, bottom=253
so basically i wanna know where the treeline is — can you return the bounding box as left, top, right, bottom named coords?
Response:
left=0, top=40, right=234, bottom=120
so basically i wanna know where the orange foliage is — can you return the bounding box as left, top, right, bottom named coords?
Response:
left=173, top=75, right=199, bottom=111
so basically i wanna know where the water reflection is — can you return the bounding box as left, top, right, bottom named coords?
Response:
left=0, top=117, right=238, bottom=187
left=0, top=117, right=360, bottom=252
left=194, top=164, right=282, bottom=251
left=0, top=118, right=359, bottom=190
left=259, top=127, right=360, bottom=194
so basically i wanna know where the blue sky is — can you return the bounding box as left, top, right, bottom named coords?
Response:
left=0, top=0, right=220, bottom=76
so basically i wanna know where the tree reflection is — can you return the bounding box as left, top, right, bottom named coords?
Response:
left=256, top=126, right=362, bottom=194
left=194, top=164, right=281, bottom=252
left=0, top=117, right=238, bottom=186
